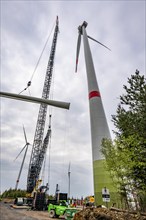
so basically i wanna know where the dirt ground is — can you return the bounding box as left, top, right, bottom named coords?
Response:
left=74, top=207, right=146, bottom=220
left=0, top=202, right=64, bottom=220
left=1, top=201, right=146, bottom=220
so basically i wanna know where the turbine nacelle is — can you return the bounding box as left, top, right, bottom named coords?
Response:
left=78, top=21, right=88, bottom=35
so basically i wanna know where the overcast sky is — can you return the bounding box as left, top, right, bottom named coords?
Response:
left=1, top=1, right=145, bottom=198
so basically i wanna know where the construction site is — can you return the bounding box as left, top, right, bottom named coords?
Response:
left=1, top=2, right=146, bottom=219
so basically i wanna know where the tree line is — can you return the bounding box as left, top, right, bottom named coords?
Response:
left=101, top=70, right=146, bottom=211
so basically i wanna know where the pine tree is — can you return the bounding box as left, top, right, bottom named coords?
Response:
left=101, top=70, right=146, bottom=210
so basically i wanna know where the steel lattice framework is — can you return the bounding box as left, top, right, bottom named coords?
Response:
left=27, top=17, right=59, bottom=193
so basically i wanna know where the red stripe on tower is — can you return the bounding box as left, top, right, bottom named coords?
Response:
left=89, top=91, right=100, bottom=99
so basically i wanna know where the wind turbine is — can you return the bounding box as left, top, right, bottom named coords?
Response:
left=75, top=21, right=113, bottom=204
left=68, top=162, right=71, bottom=200
left=14, top=125, right=31, bottom=190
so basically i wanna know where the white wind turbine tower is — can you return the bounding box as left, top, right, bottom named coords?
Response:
left=68, top=162, right=71, bottom=200
left=14, top=126, right=31, bottom=190
left=75, top=21, right=116, bottom=205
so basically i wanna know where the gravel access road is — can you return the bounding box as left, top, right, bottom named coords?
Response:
left=0, top=202, right=64, bottom=220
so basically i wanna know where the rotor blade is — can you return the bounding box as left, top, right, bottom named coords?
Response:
left=87, top=35, right=111, bottom=51
left=0, top=91, right=70, bottom=110
left=23, top=125, right=28, bottom=145
left=75, top=33, right=81, bottom=72
left=14, top=144, right=27, bottom=161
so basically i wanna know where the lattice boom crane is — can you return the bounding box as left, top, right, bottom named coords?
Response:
left=27, top=16, right=59, bottom=193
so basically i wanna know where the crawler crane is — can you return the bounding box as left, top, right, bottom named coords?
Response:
left=26, top=16, right=59, bottom=209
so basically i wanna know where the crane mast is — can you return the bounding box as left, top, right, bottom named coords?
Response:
left=27, top=17, right=59, bottom=193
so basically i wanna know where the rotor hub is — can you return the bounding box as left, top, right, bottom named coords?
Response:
left=78, top=21, right=88, bottom=34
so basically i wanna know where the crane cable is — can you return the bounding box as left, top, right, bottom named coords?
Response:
left=19, top=21, right=56, bottom=95
left=58, top=109, right=69, bottom=191
left=41, top=65, right=55, bottom=188
left=47, top=131, right=52, bottom=188
left=46, top=49, right=58, bottom=188
left=45, top=68, right=55, bottom=188
left=39, top=65, right=55, bottom=186
left=40, top=113, right=52, bottom=186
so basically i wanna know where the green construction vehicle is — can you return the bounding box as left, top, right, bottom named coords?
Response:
left=47, top=184, right=81, bottom=219
left=48, top=200, right=68, bottom=218
left=48, top=185, right=73, bottom=218
left=48, top=202, right=80, bottom=219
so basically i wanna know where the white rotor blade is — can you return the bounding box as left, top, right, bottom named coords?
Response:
left=23, top=125, right=28, bottom=145
left=14, top=144, right=27, bottom=161
left=75, top=33, right=81, bottom=72
left=87, top=35, right=111, bottom=51
left=0, top=91, right=70, bottom=110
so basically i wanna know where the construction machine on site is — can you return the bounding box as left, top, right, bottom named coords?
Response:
left=14, top=16, right=66, bottom=210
